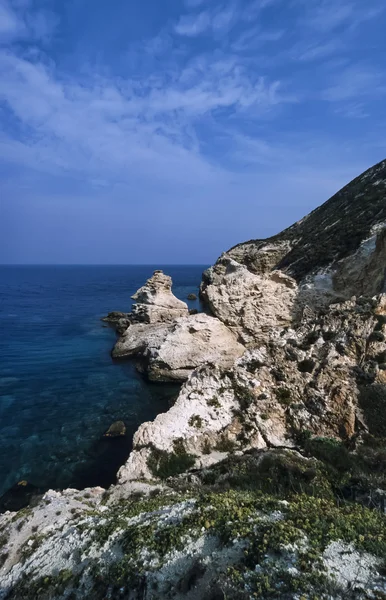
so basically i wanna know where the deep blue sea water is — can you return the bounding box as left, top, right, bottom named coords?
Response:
left=0, top=265, right=206, bottom=497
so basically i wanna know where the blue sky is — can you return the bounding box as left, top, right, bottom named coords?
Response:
left=1, top=0, right=385, bottom=264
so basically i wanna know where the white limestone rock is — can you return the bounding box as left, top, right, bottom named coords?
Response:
left=201, top=257, right=298, bottom=345
left=112, top=313, right=245, bottom=382
left=131, top=270, right=188, bottom=324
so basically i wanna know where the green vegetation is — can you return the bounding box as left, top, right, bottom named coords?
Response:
left=20, top=534, right=48, bottom=561
left=6, top=569, right=78, bottom=600
left=275, top=386, right=292, bottom=405
left=230, top=380, right=255, bottom=410
left=147, top=440, right=196, bottom=479
left=188, top=414, right=203, bottom=428
left=214, top=436, right=237, bottom=453
left=202, top=438, right=212, bottom=454
left=89, top=488, right=386, bottom=598
left=207, top=396, right=221, bottom=408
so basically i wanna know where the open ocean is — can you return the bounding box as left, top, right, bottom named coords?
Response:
left=0, top=265, right=206, bottom=498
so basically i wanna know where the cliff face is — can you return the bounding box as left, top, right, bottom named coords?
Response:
left=201, top=158, right=386, bottom=344
left=2, top=160, right=386, bottom=600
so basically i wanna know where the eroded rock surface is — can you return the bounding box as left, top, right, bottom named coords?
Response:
left=131, top=270, right=189, bottom=324
left=201, top=257, right=298, bottom=345
left=113, top=313, right=245, bottom=382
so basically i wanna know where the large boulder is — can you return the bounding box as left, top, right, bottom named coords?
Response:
left=112, top=312, right=245, bottom=382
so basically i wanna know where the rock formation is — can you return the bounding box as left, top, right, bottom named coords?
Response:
left=111, top=270, right=245, bottom=381
left=2, top=159, right=386, bottom=599
left=131, top=270, right=189, bottom=323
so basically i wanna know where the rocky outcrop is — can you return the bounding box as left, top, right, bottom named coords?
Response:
left=131, top=270, right=189, bottom=324
left=101, top=311, right=132, bottom=335
left=201, top=257, right=298, bottom=345
left=112, top=312, right=245, bottom=382
left=110, top=269, right=245, bottom=381
left=227, top=159, right=386, bottom=287
left=119, top=293, right=386, bottom=483
left=116, top=159, right=386, bottom=483
left=201, top=159, right=386, bottom=344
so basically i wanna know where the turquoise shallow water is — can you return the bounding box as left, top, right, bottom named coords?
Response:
left=0, top=265, right=206, bottom=496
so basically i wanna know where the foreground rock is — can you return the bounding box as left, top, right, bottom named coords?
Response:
left=1, top=453, right=386, bottom=599
left=113, top=312, right=245, bottom=382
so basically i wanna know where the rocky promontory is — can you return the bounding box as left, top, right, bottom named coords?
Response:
left=2, top=159, right=386, bottom=599
left=111, top=270, right=245, bottom=381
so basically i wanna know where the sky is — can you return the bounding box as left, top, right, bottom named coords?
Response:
left=0, top=0, right=386, bottom=264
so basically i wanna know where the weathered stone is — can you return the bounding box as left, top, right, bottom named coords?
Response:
left=112, top=313, right=245, bottom=382
left=131, top=270, right=188, bottom=324
left=201, top=257, right=298, bottom=345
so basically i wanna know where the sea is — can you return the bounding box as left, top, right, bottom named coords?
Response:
left=0, top=265, right=206, bottom=498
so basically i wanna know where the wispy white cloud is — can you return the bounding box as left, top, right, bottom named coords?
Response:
left=174, top=10, right=211, bottom=36
left=0, top=0, right=58, bottom=43
left=0, top=46, right=292, bottom=190
left=323, top=65, right=386, bottom=102
left=0, top=0, right=25, bottom=39
left=242, top=0, right=281, bottom=22
left=231, top=25, right=284, bottom=52
left=297, top=0, right=384, bottom=32
left=293, top=40, right=344, bottom=62
left=334, top=102, right=370, bottom=119
left=175, top=3, right=240, bottom=37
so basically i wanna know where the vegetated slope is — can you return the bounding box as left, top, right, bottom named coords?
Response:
left=228, top=158, right=386, bottom=281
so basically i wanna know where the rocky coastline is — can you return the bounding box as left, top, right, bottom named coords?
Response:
left=1, top=159, right=386, bottom=599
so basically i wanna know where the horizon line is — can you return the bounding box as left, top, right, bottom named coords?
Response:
left=0, top=263, right=211, bottom=267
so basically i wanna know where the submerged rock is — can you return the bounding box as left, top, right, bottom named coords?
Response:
left=103, top=421, right=126, bottom=438
left=187, top=293, right=197, bottom=300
